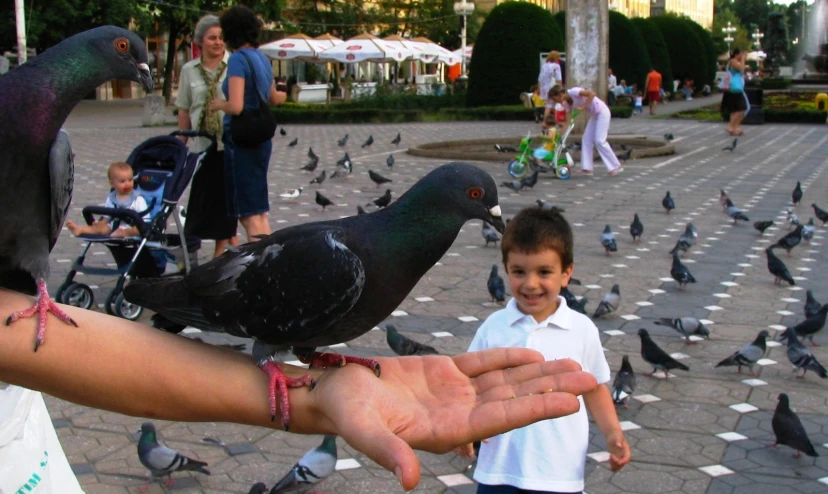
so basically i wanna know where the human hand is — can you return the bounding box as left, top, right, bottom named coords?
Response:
left=208, top=98, right=224, bottom=112
left=606, top=430, right=631, bottom=472
left=307, top=350, right=597, bottom=490
left=109, top=229, right=127, bottom=238
left=454, top=442, right=475, bottom=459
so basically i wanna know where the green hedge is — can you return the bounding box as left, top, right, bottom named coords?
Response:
left=650, top=16, right=708, bottom=92
left=467, top=2, right=564, bottom=107
left=630, top=18, right=673, bottom=94
left=765, top=109, right=827, bottom=123
left=686, top=20, right=716, bottom=87
left=761, top=78, right=793, bottom=89
left=609, top=11, right=651, bottom=90
left=553, top=11, right=567, bottom=50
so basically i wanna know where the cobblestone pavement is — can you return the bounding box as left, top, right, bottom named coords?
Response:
left=8, top=100, right=828, bottom=494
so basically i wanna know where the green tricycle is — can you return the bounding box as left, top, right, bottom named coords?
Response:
left=507, top=109, right=580, bottom=180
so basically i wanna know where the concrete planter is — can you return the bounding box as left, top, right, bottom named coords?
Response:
left=291, top=83, right=331, bottom=104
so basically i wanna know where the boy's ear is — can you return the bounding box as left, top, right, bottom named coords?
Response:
left=562, top=263, right=575, bottom=286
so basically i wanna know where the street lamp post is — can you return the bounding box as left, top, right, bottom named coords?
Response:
left=722, top=21, right=736, bottom=54
left=752, top=27, right=764, bottom=51
left=453, top=0, right=474, bottom=78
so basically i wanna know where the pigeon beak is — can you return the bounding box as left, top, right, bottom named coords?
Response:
left=488, top=205, right=506, bottom=233
left=136, top=63, right=154, bottom=93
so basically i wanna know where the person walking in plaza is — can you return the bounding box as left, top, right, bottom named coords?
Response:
left=537, top=51, right=563, bottom=127
left=548, top=85, right=623, bottom=176
left=176, top=14, right=239, bottom=258
left=455, top=206, right=631, bottom=494
left=210, top=5, right=287, bottom=241
left=607, top=68, right=617, bottom=106
left=721, top=48, right=748, bottom=136
left=644, top=67, right=662, bottom=115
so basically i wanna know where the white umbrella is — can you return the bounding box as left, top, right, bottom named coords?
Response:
left=259, top=33, right=328, bottom=61
left=313, top=33, right=344, bottom=49
left=451, top=45, right=473, bottom=62
left=747, top=50, right=767, bottom=62
left=383, top=35, right=433, bottom=62
left=412, top=37, right=459, bottom=65
left=317, top=33, right=412, bottom=63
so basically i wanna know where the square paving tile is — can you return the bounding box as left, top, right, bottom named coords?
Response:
left=438, top=474, right=474, bottom=487
left=587, top=451, right=611, bottom=462
left=619, top=421, right=641, bottom=431
left=226, top=443, right=258, bottom=456
left=729, top=403, right=758, bottom=413
left=458, top=316, right=479, bottom=323
left=432, top=331, right=453, bottom=338
left=716, top=432, right=748, bottom=442
left=698, top=465, right=734, bottom=477
left=757, top=359, right=777, bottom=366
left=71, top=464, right=95, bottom=476
left=392, top=310, right=409, bottom=317
left=336, top=458, right=362, bottom=470
left=620, top=314, right=641, bottom=321
left=603, top=330, right=625, bottom=336
left=741, top=379, right=768, bottom=386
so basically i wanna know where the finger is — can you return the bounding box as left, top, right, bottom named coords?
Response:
left=340, top=416, right=421, bottom=491
left=472, top=358, right=584, bottom=394
left=477, top=370, right=597, bottom=404
left=453, top=348, right=546, bottom=378
left=467, top=391, right=582, bottom=442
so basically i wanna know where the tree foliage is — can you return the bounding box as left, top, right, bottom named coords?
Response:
left=608, top=11, right=651, bottom=90
left=552, top=11, right=566, bottom=50
left=686, top=18, right=717, bottom=86
left=466, top=2, right=563, bottom=107
left=629, top=17, right=672, bottom=92
left=650, top=15, right=708, bottom=89
left=711, top=9, right=752, bottom=56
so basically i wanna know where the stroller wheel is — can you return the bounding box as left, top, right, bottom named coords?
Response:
left=113, top=291, right=143, bottom=321
left=59, top=283, right=94, bottom=310
left=556, top=165, right=571, bottom=180
left=104, top=290, right=118, bottom=316
left=55, top=282, right=71, bottom=303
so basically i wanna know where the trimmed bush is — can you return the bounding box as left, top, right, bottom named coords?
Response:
left=466, top=2, right=564, bottom=107
left=765, top=109, right=828, bottom=123
left=610, top=106, right=633, bottom=118
left=761, top=78, right=793, bottom=89
left=630, top=18, right=673, bottom=93
left=685, top=19, right=717, bottom=87
left=553, top=11, right=567, bottom=50
left=609, top=11, right=651, bottom=91
left=650, top=16, right=708, bottom=94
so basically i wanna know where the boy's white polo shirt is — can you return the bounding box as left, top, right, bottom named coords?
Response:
left=468, top=297, right=610, bottom=492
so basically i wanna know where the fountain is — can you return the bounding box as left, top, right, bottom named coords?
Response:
left=795, top=0, right=828, bottom=83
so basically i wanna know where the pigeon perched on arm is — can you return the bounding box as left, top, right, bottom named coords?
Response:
left=803, top=218, right=815, bottom=242
left=770, top=224, right=803, bottom=256
left=0, top=26, right=153, bottom=351
left=630, top=213, right=643, bottom=243
left=391, top=133, right=401, bottom=145
left=662, top=191, right=675, bottom=214
left=722, top=138, right=737, bottom=152
left=772, top=393, right=819, bottom=458
left=654, top=317, right=710, bottom=344
left=482, top=222, right=500, bottom=246
left=487, top=264, right=506, bottom=303
left=781, top=327, right=828, bottom=378
left=368, top=169, right=392, bottom=187
left=804, top=290, right=822, bottom=319
left=715, top=330, right=769, bottom=376
left=782, top=304, right=828, bottom=346
left=765, top=247, right=795, bottom=286
left=270, top=435, right=338, bottom=493
left=670, top=252, right=696, bottom=289
left=287, top=137, right=298, bottom=147
left=593, top=284, right=620, bottom=318
left=369, top=189, right=392, bottom=208
left=600, top=224, right=618, bottom=255
left=812, top=203, right=828, bottom=225
left=637, top=328, right=689, bottom=378
left=361, top=135, right=374, bottom=148
left=315, top=191, right=334, bottom=210
left=612, top=355, right=636, bottom=408
left=137, top=422, right=209, bottom=490
left=123, top=162, right=506, bottom=430
left=792, top=181, right=803, bottom=206
left=725, top=198, right=749, bottom=224
left=384, top=324, right=439, bottom=356
left=754, top=220, right=774, bottom=235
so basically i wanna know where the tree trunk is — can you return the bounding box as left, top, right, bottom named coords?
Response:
left=162, top=14, right=181, bottom=105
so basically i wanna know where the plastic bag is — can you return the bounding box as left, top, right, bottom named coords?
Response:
left=0, top=386, right=83, bottom=494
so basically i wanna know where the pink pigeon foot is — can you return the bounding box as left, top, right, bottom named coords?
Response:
left=260, top=360, right=315, bottom=430
left=5, top=279, right=77, bottom=351
left=298, top=351, right=382, bottom=377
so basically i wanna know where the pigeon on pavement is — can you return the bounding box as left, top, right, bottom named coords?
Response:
left=391, top=133, right=401, bottom=145
left=279, top=187, right=303, bottom=200
left=356, top=205, right=367, bottom=215
left=536, top=200, right=566, bottom=213
left=670, top=252, right=696, bottom=289
left=368, top=169, right=392, bottom=187
left=271, top=435, right=338, bottom=493
left=560, top=286, right=587, bottom=314
left=812, top=203, right=828, bottom=225
left=715, top=330, right=769, bottom=376
left=248, top=482, right=267, bottom=494
left=787, top=209, right=800, bottom=228
left=630, top=213, right=643, bottom=243
left=803, top=218, right=815, bottom=242
left=336, top=153, right=352, bottom=172
left=124, top=163, right=505, bottom=430
left=765, top=247, right=795, bottom=286
left=279, top=127, right=287, bottom=136
left=520, top=168, right=539, bottom=189
left=618, top=148, right=632, bottom=161
left=654, top=317, right=710, bottom=344
left=662, top=191, right=675, bottom=214
left=612, top=355, right=636, bottom=408
left=315, top=191, right=334, bottom=210
left=301, top=156, right=319, bottom=172
left=781, top=327, right=828, bottom=378
left=308, top=147, right=317, bottom=160
left=288, top=137, right=298, bottom=147
left=0, top=26, right=153, bottom=352
left=770, top=224, right=803, bottom=256
left=722, top=138, right=738, bottom=152
left=754, top=220, right=774, bottom=235
left=487, top=264, right=506, bottom=303
left=638, top=328, right=689, bottom=378
left=772, top=393, right=819, bottom=458
left=725, top=198, right=750, bottom=224
left=601, top=225, right=618, bottom=255
left=780, top=304, right=828, bottom=346
left=805, top=290, right=823, bottom=320
left=137, top=422, right=209, bottom=489
left=309, top=170, right=326, bottom=185
left=719, top=189, right=729, bottom=212
left=593, top=284, right=620, bottom=318
left=361, top=135, right=374, bottom=148
left=369, top=189, right=392, bottom=208
left=337, top=134, right=348, bottom=146
left=792, top=181, right=803, bottom=206
left=482, top=222, right=500, bottom=246
left=664, top=133, right=674, bottom=141
left=387, top=154, right=395, bottom=168
left=501, top=179, right=525, bottom=193
left=669, top=223, right=697, bottom=255
left=384, top=324, right=439, bottom=356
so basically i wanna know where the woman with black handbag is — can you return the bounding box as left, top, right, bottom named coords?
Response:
left=210, top=5, right=287, bottom=241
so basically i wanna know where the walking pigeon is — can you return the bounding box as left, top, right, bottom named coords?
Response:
left=812, top=203, right=828, bottom=225
left=387, top=154, right=395, bottom=168
left=654, top=317, right=710, bottom=344
left=670, top=252, right=696, bottom=289
left=754, top=220, right=774, bottom=235
left=280, top=128, right=287, bottom=136
left=315, top=191, right=334, bottom=210
left=600, top=225, right=618, bottom=255
left=781, top=327, right=828, bottom=378
left=384, top=324, right=439, bottom=356
left=715, top=330, right=769, bottom=376
left=560, top=286, right=587, bottom=315
left=804, top=290, right=823, bottom=320
left=288, top=137, right=298, bottom=147
left=301, top=157, right=319, bottom=172
left=487, top=264, right=506, bottom=303
left=482, top=222, right=500, bottom=246
left=765, top=247, right=795, bottom=286
left=792, top=181, right=803, bottom=206
left=722, top=139, right=738, bottom=152
left=336, top=153, right=352, bottom=173
left=669, top=224, right=697, bottom=255
left=630, top=213, right=643, bottom=243
left=309, top=170, right=326, bottom=185
left=137, top=422, right=209, bottom=490
left=271, top=435, right=338, bottom=493
left=593, top=284, right=620, bottom=318
left=719, top=189, right=729, bottom=212
left=787, top=209, right=800, bottom=229
left=520, top=168, right=539, bottom=189
left=770, top=224, right=803, bottom=256
left=123, top=162, right=505, bottom=430
left=279, top=187, right=303, bottom=200
left=370, top=189, right=392, bottom=208
left=368, top=170, right=392, bottom=187
left=612, top=355, right=636, bottom=408
left=803, top=218, right=815, bottom=242
left=391, top=133, right=401, bottom=145
left=725, top=198, right=749, bottom=224
left=780, top=304, right=828, bottom=346
left=308, top=147, right=318, bottom=159
left=662, top=191, right=675, bottom=214
left=638, top=328, right=689, bottom=378
left=361, top=135, right=374, bottom=148
left=664, top=133, right=674, bottom=141
left=772, top=393, right=819, bottom=458
left=356, top=205, right=367, bottom=215
left=0, top=26, right=153, bottom=351
left=536, top=200, right=566, bottom=213
left=337, top=134, right=348, bottom=146
left=500, top=180, right=525, bottom=193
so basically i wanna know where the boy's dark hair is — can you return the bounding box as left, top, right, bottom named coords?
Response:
left=220, top=5, right=262, bottom=50
left=501, top=206, right=574, bottom=268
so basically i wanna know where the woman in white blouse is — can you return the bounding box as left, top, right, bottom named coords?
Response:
left=538, top=51, right=563, bottom=126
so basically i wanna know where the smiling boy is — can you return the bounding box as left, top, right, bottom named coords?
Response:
left=459, top=206, right=630, bottom=494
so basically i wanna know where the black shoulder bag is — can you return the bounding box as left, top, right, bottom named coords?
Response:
left=229, top=50, right=277, bottom=147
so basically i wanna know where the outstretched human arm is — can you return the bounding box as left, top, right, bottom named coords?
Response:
left=584, top=384, right=631, bottom=472
left=0, top=289, right=597, bottom=490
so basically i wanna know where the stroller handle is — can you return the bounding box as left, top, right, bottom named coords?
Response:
left=170, top=130, right=218, bottom=153
left=82, top=206, right=149, bottom=237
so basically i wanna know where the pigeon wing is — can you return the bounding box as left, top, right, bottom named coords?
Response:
left=143, top=444, right=183, bottom=475
left=48, top=129, right=74, bottom=251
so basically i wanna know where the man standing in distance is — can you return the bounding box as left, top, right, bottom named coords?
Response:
left=645, top=67, right=662, bottom=116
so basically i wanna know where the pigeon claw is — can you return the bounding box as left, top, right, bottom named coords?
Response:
left=5, top=280, right=78, bottom=352
left=259, top=360, right=315, bottom=430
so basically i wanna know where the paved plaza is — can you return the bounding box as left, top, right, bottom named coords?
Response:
left=7, top=95, right=828, bottom=493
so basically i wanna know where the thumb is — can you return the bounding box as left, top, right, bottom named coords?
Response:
left=341, top=421, right=421, bottom=491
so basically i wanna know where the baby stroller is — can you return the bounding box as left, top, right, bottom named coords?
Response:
left=55, top=130, right=211, bottom=320
left=507, top=109, right=581, bottom=181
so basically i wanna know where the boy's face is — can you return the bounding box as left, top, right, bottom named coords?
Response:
left=110, top=169, right=134, bottom=195
left=506, top=248, right=573, bottom=322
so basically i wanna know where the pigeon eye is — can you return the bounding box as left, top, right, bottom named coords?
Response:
left=115, top=38, right=130, bottom=53
left=467, top=187, right=484, bottom=200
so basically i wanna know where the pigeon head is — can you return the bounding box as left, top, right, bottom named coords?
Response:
left=777, top=393, right=790, bottom=409
left=621, top=355, right=632, bottom=371
left=139, top=422, right=157, bottom=443
left=758, top=329, right=770, bottom=340
left=696, top=323, right=711, bottom=338
left=60, top=26, right=153, bottom=92
left=603, top=224, right=612, bottom=233
left=400, top=162, right=504, bottom=233
left=637, top=328, right=650, bottom=338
